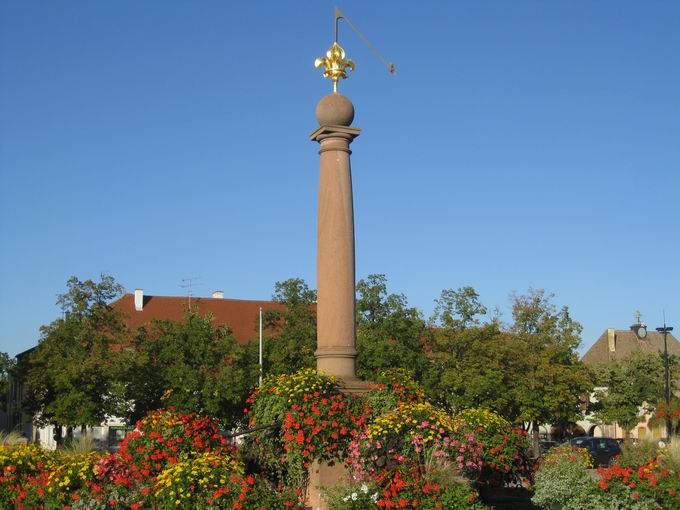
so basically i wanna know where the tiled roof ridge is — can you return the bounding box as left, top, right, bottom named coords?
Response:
left=116, top=294, right=277, bottom=304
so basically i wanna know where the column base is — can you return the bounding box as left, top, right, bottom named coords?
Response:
left=315, top=347, right=357, bottom=380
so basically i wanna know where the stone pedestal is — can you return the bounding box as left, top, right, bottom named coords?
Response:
left=307, top=461, right=348, bottom=510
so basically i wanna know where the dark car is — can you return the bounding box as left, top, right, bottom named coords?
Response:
left=539, top=440, right=559, bottom=455
left=569, top=436, right=621, bottom=467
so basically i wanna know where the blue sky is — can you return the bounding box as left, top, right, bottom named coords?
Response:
left=1, top=0, right=678, bottom=357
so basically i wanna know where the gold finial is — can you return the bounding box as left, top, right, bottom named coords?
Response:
left=314, top=42, right=355, bottom=93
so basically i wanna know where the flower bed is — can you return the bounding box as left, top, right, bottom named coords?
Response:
left=532, top=442, right=680, bottom=509
left=453, top=408, right=532, bottom=486
left=2, top=369, right=537, bottom=509
left=342, top=402, right=485, bottom=509
left=2, top=409, right=303, bottom=510
left=244, top=369, right=366, bottom=494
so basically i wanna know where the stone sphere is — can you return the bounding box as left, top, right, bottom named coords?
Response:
left=315, top=93, right=354, bottom=126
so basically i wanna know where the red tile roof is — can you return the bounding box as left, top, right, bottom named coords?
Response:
left=110, top=294, right=286, bottom=345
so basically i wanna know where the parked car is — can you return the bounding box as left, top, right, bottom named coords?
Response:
left=569, top=436, right=621, bottom=467
left=539, top=440, right=559, bottom=455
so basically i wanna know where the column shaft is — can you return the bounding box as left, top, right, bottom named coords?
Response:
left=310, top=127, right=360, bottom=379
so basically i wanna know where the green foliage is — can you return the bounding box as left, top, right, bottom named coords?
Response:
left=423, top=325, right=521, bottom=419
left=423, top=288, right=592, bottom=429
left=63, top=434, right=97, bottom=455
left=425, top=482, right=487, bottom=510
left=326, top=481, right=381, bottom=510
left=22, top=275, right=127, bottom=432
left=0, top=352, right=15, bottom=412
left=261, top=278, right=317, bottom=375
left=616, top=438, right=659, bottom=468
left=596, top=459, right=679, bottom=509
left=365, top=368, right=425, bottom=417
left=356, top=274, right=428, bottom=379
left=0, top=430, right=24, bottom=447
left=454, top=407, right=533, bottom=485
left=593, top=350, right=673, bottom=432
left=153, top=451, right=243, bottom=509
left=508, top=289, right=592, bottom=425
left=532, top=444, right=594, bottom=509
left=0, top=443, right=49, bottom=507
left=123, top=312, right=254, bottom=426
left=244, top=369, right=365, bottom=495
left=659, top=440, right=680, bottom=472
left=431, top=286, right=487, bottom=330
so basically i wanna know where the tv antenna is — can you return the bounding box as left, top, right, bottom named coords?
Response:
left=180, top=277, right=201, bottom=311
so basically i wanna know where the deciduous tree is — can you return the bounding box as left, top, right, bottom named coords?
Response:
left=22, top=275, right=127, bottom=442
left=593, top=351, right=676, bottom=433
left=123, top=313, right=254, bottom=427
left=258, top=278, right=317, bottom=375
left=355, top=274, right=428, bottom=379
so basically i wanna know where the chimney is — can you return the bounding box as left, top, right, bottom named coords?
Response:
left=607, top=328, right=616, bottom=352
left=134, top=289, right=144, bottom=311
left=212, top=290, right=224, bottom=299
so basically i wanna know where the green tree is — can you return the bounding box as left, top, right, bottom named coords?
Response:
left=22, top=275, right=127, bottom=442
left=423, top=288, right=592, bottom=439
left=430, top=286, right=487, bottom=330
left=422, top=323, right=525, bottom=418
left=258, top=278, right=317, bottom=375
left=355, top=274, right=428, bottom=379
left=593, top=351, right=674, bottom=433
left=0, top=352, right=15, bottom=412
left=123, top=312, right=255, bottom=427
left=508, top=289, right=593, bottom=453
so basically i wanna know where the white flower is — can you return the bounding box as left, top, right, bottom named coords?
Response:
left=371, top=493, right=379, bottom=501
left=658, top=440, right=666, bottom=448
left=360, top=484, right=369, bottom=494
left=343, top=495, right=350, bottom=502
left=351, top=492, right=358, bottom=501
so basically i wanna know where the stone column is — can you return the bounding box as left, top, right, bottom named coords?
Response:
left=307, top=93, right=361, bottom=510
left=310, top=93, right=360, bottom=382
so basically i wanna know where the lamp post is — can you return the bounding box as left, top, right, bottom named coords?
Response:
left=656, top=324, right=674, bottom=439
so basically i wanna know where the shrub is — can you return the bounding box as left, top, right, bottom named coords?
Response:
left=326, top=481, right=380, bottom=510
left=422, top=481, right=487, bottom=510
left=0, top=443, right=48, bottom=507
left=153, top=451, right=243, bottom=508
left=659, top=439, right=680, bottom=472
left=616, top=439, right=659, bottom=468
left=18, top=450, right=103, bottom=509
left=244, top=369, right=365, bottom=499
left=346, top=402, right=484, bottom=510
left=364, top=368, right=425, bottom=419
left=117, top=408, right=234, bottom=482
left=454, top=407, right=533, bottom=485
left=596, top=458, right=680, bottom=509
left=349, top=402, right=482, bottom=482
left=532, top=444, right=593, bottom=509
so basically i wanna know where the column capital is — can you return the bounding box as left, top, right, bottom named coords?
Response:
left=309, top=125, right=361, bottom=143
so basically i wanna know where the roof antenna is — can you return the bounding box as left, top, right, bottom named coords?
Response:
left=180, top=277, right=201, bottom=311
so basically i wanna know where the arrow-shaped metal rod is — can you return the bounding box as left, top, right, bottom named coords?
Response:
left=335, top=7, right=396, bottom=76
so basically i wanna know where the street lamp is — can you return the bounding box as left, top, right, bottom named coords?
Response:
left=656, top=324, right=674, bottom=439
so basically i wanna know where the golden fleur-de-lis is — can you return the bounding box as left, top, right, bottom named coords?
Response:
left=314, top=42, right=355, bottom=93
